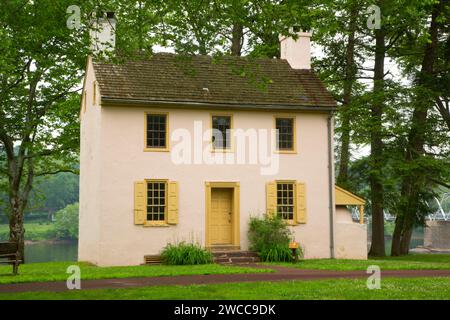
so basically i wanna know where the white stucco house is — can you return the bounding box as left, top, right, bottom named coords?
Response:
left=78, top=14, right=367, bottom=266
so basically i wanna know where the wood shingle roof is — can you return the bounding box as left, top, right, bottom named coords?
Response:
left=93, top=53, right=336, bottom=110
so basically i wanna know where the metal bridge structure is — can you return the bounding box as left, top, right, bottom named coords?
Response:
left=350, top=192, right=450, bottom=223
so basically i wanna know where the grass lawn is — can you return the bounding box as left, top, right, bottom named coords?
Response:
left=0, top=261, right=271, bottom=285
left=267, top=254, right=450, bottom=271
left=1, top=277, right=449, bottom=300
left=0, top=223, right=56, bottom=241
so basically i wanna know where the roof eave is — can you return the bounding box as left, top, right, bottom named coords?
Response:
left=100, top=97, right=337, bottom=112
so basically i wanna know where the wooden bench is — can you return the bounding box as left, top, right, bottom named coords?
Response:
left=0, top=242, right=21, bottom=275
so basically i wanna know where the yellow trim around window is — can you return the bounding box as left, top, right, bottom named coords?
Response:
left=143, top=179, right=169, bottom=226
left=275, top=180, right=297, bottom=225
left=210, top=112, right=234, bottom=153
left=144, top=112, right=170, bottom=152
left=274, top=115, right=297, bottom=154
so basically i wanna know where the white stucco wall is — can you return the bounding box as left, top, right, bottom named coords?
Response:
left=79, top=60, right=341, bottom=266
left=335, top=206, right=368, bottom=260
left=78, top=58, right=102, bottom=264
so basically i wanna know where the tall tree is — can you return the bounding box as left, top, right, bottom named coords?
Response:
left=368, top=5, right=387, bottom=256
left=313, top=0, right=369, bottom=190
left=160, top=0, right=224, bottom=55
left=391, top=0, right=447, bottom=255
left=0, top=0, right=89, bottom=261
left=336, top=2, right=359, bottom=187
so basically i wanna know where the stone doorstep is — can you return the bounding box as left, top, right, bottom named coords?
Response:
left=212, top=250, right=259, bottom=258
left=211, top=250, right=261, bottom=264
left=143, top=249, right=261, bottom=265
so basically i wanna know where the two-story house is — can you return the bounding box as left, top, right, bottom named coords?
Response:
left=79, top=13, right=367, bottom=266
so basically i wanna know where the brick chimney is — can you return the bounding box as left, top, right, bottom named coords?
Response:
left=279, top=27, right=312, bottom=70
left=90, top=12, right=116, bottom=54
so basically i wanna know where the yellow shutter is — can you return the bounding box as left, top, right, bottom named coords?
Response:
left=266, top=181, right=277, bottom=217
left=134, top=181, right=146, bottom=225
left=167, top=181, right=179, bottom=225
left=296, top=182, right=307, bottom=224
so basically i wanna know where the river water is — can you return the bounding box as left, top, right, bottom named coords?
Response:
left=25, top=241, right=78, bottom=263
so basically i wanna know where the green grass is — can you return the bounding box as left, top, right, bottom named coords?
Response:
left=0, top=261, right=272, bottom=285
left=267, top=254, right=450, bottom=271
left=1, top=277, right=449, bottom=300
left=0, top=223, right=56, bottom=241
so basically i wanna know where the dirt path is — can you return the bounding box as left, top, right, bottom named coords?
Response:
left=1, top=265, right=450, bottom=293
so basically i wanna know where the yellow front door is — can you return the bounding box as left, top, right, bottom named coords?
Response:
left=210, top=188, right=233, bottom=245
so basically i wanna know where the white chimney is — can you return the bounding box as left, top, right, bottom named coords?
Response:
left=279, top=28, right=312, bottom=69
left=90, top=12, right=116, bottom=54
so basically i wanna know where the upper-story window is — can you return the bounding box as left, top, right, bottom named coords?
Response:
left=145, top=113, right=168, bottom=151
left=275, top=116, right=295, bottom=152
left=211, top=114, right=232, bottom=150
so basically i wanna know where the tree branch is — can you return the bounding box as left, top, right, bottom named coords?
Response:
left=35, top=169, right=79, bottom=177
left=435, top=98, right=450, bottom=131
left=428, top=177, right=450, bottom=189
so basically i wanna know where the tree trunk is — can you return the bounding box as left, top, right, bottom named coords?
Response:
left=231, top=23, right=243, bottom=56
left=4, top=144, right=34, bottom=265
left=399, top=227, right=413, bottom=255
left=337, top=5, right=358, bottom=187
left=391, top=0, right=442, bottom=256
left=9, top=193, right=25, bottom=263
left=391, top=215, right=403, bottom=256
left=368, top=25, right=386, bottom=257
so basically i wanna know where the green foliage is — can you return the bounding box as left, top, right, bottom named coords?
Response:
left=0, top=223, right=57, bottom=241
left=260, top=244, right=295, bottom=263
left=160, top=242, right=213, bottom=265
left=54, top=203, right=79, bottom=240
left=248, top=214, right=298, bottom=262
left=27, top=173, right=79, bottom=216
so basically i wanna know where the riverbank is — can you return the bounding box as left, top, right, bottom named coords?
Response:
left=24, top=239, right=76, bottom=245
left=0, top=223, right=77, bottom=243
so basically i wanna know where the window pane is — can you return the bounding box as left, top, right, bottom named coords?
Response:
left=212, top=116, right=231, bottom=149
left=146, top=114, right=167, bottom=148
left=276, top=118, right=294, bottom=150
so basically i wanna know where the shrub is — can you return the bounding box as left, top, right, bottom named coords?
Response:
left=160, top=242, right=213, bottom=265
left=248, top=214, right=301, bottom=262
left=54, top=203, right=79, bottom=240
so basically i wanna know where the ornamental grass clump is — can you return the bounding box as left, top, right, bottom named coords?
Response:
left=160, top=242, right=213, bottom=265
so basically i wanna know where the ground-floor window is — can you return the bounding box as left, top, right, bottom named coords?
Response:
left=147, top=181, right=167, bottom=222
left=277, top=182, right=295, bottom=222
